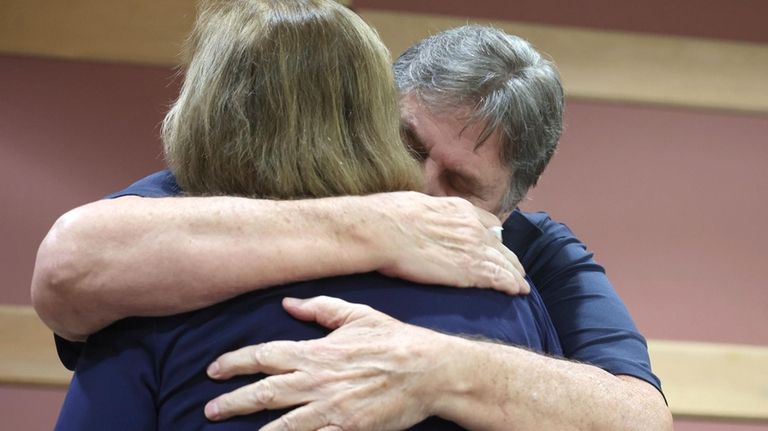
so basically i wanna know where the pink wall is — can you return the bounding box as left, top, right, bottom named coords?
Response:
left=0, top=55, right=174, bottom=305
left=522, top=103, right=768, bottom=431
left=2, top=53, right=766, bottom=430
left=523, top=104, right=768, bottom=431
left=0, top=55, right=176, bottom=429
left=521, top=102, right=768, bottom=345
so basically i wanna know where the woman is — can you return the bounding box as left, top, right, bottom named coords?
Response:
left=54, top=1, right=561, bottom=429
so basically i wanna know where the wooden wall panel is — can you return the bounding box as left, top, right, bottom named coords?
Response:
left=0, top=0, right=195, bottom=65
left=2, top=305, right=767, bottom=422
left=0, top=305, right=70, bottom=387
left=360, top=10, right=768, bottom=114
left=356, top=0, right=768, bottom=44
left=649, top=340, right=768, bottom=422
left=1, top=2, right=766, bottom=113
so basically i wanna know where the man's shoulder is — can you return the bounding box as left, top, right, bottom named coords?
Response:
left=503, top=209, right=600, bottom=285
left=508, top=209, right=577, bottom=235
left=105, top=170, right=182, bottom=199
left=502, top=209, right=577, bottom=256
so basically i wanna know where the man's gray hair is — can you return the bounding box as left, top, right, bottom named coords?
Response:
left=394, top=25, right=564, bottom=210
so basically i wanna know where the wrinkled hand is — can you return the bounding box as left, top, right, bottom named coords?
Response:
left=371, top=192, right=529, bottom=295
left=205, top=296, right=455, bottom=430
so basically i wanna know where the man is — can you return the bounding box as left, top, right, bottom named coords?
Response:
left=32, top=24, right=671, bottom=430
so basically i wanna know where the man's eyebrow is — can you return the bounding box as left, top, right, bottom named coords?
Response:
left=448, top=168, right=482, bottom=189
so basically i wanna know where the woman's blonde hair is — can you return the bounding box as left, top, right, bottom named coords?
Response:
left=162, top=0, right=422, bottom=199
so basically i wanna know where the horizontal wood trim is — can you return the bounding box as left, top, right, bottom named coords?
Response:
left=648, top=339, right=768, bottom=422
left=0, top=0, right=195, bottom=65
left=0, top=0, right=348, bottom=66
left=2, top=305, right=767, bottom=423
left=0, top=3, right=765, bottom=113
left=0, top=305, right=71, bottom=388
left=360, top=10, right=768, bottom=115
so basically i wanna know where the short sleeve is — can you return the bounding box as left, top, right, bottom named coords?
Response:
left=105, top=170, right=181, bottom=199
left=505, top=211, right=662, bottom=393
left=54, top=318, right=160, bottom=431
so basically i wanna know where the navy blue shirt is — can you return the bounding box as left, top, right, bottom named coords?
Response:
left=85, top=170, right=659, bottom=391
left=54, top=171, right=563, bottom=430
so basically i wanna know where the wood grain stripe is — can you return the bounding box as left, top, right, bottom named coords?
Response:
left=649, top=339, right=768, bottom=422
left=0, top=305, right=71, bottom=388
left=360, top=10, right=768, bottom=115
left=1, top=305, right=767, bottom=422
left=0, top=2, right=765, bottom=113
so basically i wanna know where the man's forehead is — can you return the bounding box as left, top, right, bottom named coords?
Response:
left=403, top=113, right=500, bottom=156
left=401, top=96, right=482, bottom=135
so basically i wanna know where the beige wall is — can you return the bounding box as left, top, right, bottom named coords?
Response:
left=521, top=101, right=768, bottom=346
left=1, top=0, right=766, bottom=429
left=0, top=54, right=174, bottom=429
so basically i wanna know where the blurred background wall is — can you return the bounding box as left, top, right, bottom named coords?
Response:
left=1, top=0, right=766, bottom=429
